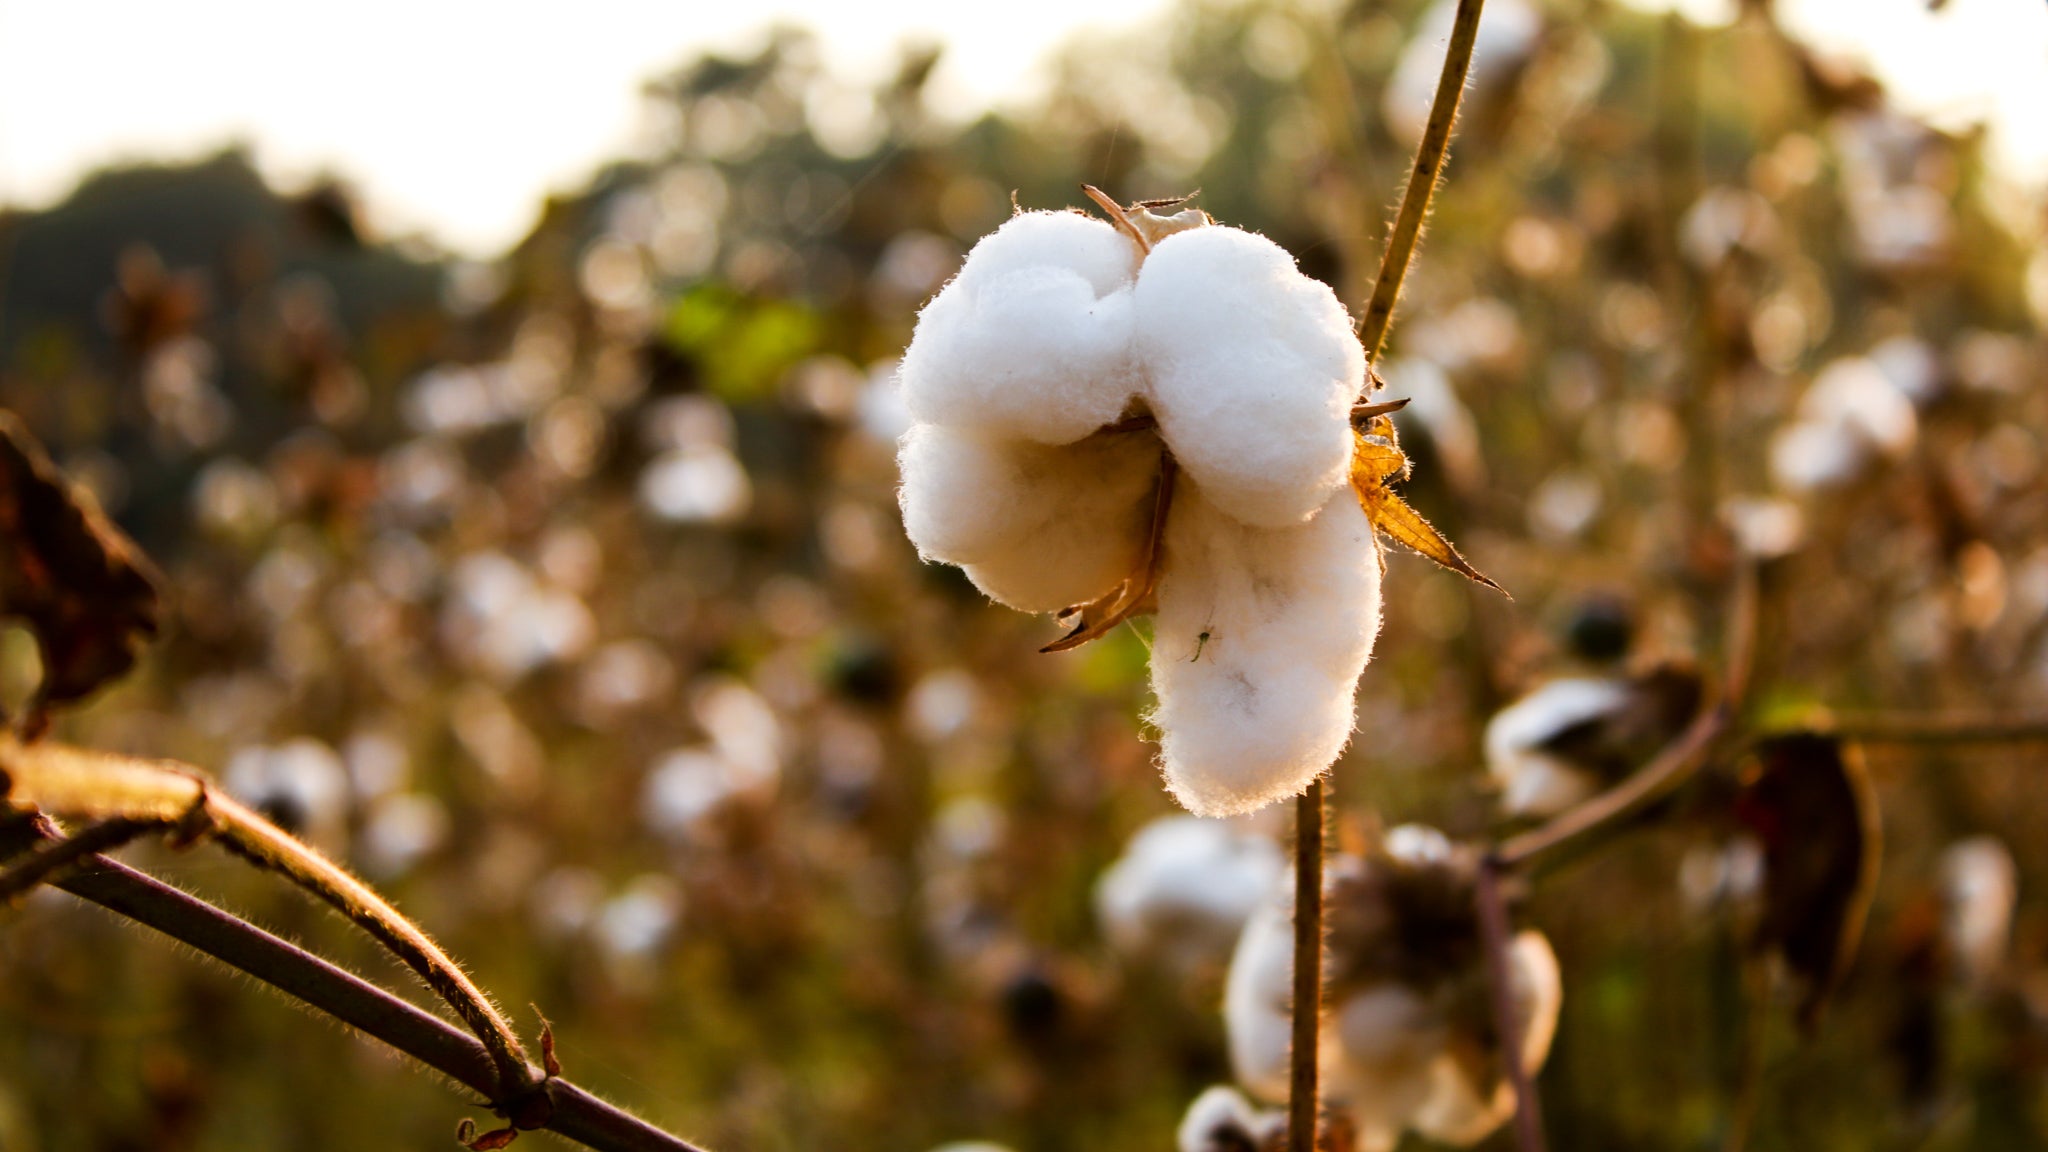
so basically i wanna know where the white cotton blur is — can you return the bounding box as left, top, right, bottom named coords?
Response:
left=899, top=211, right=1141, bottom=445
left=1769, top=356, right=1918, bottom=493
left=1177, top=1086, right=1285, bottom=1152
left=1223, top=881, right=1298, bottom=1103
left=1483, top=678, right=1630, bottom=818
left=1095, top=815, right=1285, bottom=968
left=1382, top=0, right=1542, bottom=144
left=897, top=423, right=1157, bottom=613
left=1407, top=932, right=1560, bottom=1147
left=1151, top=485, right=1383, bottom=818
left=1940, top=836, right=2018, bottom=989
left=1135, top=226, right=1362, bottom=527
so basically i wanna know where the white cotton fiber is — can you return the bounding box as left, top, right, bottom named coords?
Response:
left=899, top=211, right=1142, bottom=445
left=1408, top=931, right=1560, bottom=1146
left=1151, top=484, right=1382, bottom=818
left=1222, top=883, right=1298, bottom=1102
left=1330, top=984, right=1450, bottom=1152
left=1176, top=1086, right=1285, bottom=1152
left=1095, top=815, right=1285, bottom=967
left=1135, top=226, right=1363, bottom=528
left=898, top=424, right=1160, bottom=612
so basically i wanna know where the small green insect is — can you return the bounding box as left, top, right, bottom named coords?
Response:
left=1189, top=629, right=1212, bottom=662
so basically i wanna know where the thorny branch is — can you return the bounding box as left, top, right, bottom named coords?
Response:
left=0, top=815, right=708, bottom=1152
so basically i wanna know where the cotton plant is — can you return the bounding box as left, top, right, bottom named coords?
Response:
left=1217, top=827, right=1561, bottom=1152
left=897, top=190, right=1495, bottom=817
left=1094, top=814, right=1285, bottom=969
left=1483, top=664, right=1704, bottom=818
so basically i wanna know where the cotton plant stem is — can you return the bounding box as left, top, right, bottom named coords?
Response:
left=1288, top=778, right=1326, bottom=1152
left=1, top=829, right=710, bottom=1152
left=0, top=735, right=538, bottom=1099
left=1474, top=858, right=1544, bottom=1152
left=0, top=816, right=155, bottom=901
left=1356, top=0, right=1489, bottom=364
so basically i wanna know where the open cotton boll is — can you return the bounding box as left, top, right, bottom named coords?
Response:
left=1484, top=678, right=1630, bottom=817
left=1409, top=931, right=1560, bottom=1147
left=1135, top=226, right=1362, bottom=527
left=1802, top=357, right=1918, bottom=457
left=1095, top=815, right=1285, bottom=966
left=1329, top=984, right=1451, bottom=1152
left=1177, top=1086, right=1285, bottom=1152
left=1770, top=419, right=1868, bottom=493
left=899, top=212, right=1141, bottom=445
left=899, top=424, right=1159, bottom=612
left=1382, top=0, right=1542, bottom=144
left=1940, top=836, right=2017, bottom=988
left=1152, top=484, right=1382, bottom=817
left=1223, top=884, right=1298, bottom=1102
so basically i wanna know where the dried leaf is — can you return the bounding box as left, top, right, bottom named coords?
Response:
left=0, top=413, right=164, bottom=735
left=1347, top=419, right=1503, bottom=595
left=1041, top=449, right=1175, bottom=653
left=1737, top=731, right=1881, bottom=1033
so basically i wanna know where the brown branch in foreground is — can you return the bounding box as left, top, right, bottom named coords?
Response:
left=0, top=818, right=708, bottom=1152
left=1289, top=778, right=1327, bottom=1152
left=0, top=816, right=155, bottom=901
left=1356, top=0, right=1490, bottom=365
left=1474, top=859, right=1544, bottom=1152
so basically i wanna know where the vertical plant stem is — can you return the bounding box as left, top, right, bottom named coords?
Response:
left=1289, top=777, right=1327, bottom=1152
left=1476, top=857, right=1545, bottom=1152
left=1356, top=0, right=1490, bottom=365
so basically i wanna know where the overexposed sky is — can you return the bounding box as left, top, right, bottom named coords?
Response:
left=1, top=0, right=2042, bottom=255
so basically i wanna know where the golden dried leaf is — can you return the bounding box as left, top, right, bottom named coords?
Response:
left=1737, top=731, right=1881, bottom=1034
left=1041, top=449, right=1176, bottom=653
left=1347, top=419, right=1503, bottom=595
left=0, top=413, right=164, bottom=735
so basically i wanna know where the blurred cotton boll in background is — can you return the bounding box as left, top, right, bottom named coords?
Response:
left=1939, top=836, right=2017, bottom=989
left=1485, top=666, right=1704, bottom=819
left=1094, top=815, right=1284, bottom=971
left=223, top=738, right=351, bottom=849
left=1176, top=1085, right=1284, bottom=1152
left=1769, top=356, right=1919, bottom=494
left=1222, top=833, right=1562, bottom=1152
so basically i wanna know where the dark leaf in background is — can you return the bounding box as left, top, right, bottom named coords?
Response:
left=0, top=411, right=163, bottom=736
left=1738, top=731, right=1882, bottom=1033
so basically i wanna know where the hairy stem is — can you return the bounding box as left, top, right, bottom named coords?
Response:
left=0, top=816, right=707, bottom=1152
left=1289, top=778, right=1326, bottom=1152
left=0, top=816, right=154, bottom=901
left=1356, top=0, right=1489, bottom=364
left=0, top=735, right=537, bottom=1099
left=1475, top=858, right=1544, bottom=1152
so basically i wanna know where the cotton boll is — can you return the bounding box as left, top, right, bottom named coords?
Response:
left=1224, top=886, right=1297, bottom=1102
left=899, top=424, right=1159, bottom=612
left=899, top=212, right=1142, bottom=445
left=1484, top=679, right=1630, bottom=818
left=1095, top=815, right=1285, bottom=967
left=1177, top=1085, right=1286, bottom=1152
left=1136, top=227, right=1362, bottom=527
left=1382, top=0, right=1542, bottom=144
left=1407, top=931, right=1560, bottom=1147
left=1152, top=485, right=1382, bottom=817
left=1770, top=419, right=1867, bottom=493
left=1940, top=836, right=2017, bottom=988
left=1328, top=984, right=1450, bottom=1152
left=1802, top=357, right=1917, bottom=458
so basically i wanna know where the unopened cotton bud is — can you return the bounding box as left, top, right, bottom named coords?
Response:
left=1151, top=484, right=1383, bottom=818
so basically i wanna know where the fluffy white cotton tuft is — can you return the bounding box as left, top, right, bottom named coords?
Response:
left=1409, top=931, right=1560, bottom=1146
left=1940, top=836, right=2017, bottom=988
left=1177, top=1086, right=1285, bottom=1152
left=1095, top=815, right=1285, bottom=967
left=899, top=211, right=1141, bottom=445
left=898, top=424, right=1159, bottom=612
left=1223, top=882, right=1298, bottom=1103
left=1484, top=678, right=1630, bottom=817
left=1769, top=355, right=1919, bottom=493
left=1135, top=226, right=1362, bottom=527
left=1151, top=484, right=1383, bottom=817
